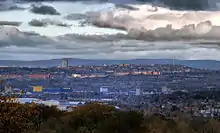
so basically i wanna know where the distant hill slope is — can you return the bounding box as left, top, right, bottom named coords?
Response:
left=0, top=58, right=220, bottom=70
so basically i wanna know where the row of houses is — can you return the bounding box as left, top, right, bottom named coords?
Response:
left=0, top=74, right=50, bottom=79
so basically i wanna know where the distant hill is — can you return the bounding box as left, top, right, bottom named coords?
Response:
left=0, top=58, right=220, bottom=70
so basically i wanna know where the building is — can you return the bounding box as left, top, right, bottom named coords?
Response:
left=161, top=86, right=172, bottom=94
left=27, top=74, right=50, bottom=79
left=61, top=88, right=72, bottom=93
left=72, top=74, right=82, bottom=78
left=32, top=86, right=43, bottom=92
left=62, top=58, right=68, bottom=68
left=135, top=88, right=141, bottom=96
left=100, top=86, right=108, bottom=93
left=43, top=88, right=61, bottom=94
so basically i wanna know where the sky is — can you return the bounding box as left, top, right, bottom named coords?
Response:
left=1, top=0, right=220, bottom=61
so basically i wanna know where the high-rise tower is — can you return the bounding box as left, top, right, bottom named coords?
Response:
left=61, top=58, right=68, bottom=68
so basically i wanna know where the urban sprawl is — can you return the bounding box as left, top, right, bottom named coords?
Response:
left=1, top=61, right=220, bottom=118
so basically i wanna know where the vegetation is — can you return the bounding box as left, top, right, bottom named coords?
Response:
left=1, top=96, right=220, bottom=133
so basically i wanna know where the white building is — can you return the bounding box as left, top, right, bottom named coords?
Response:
left=42, top=100, right=60, bottom=106
left=161, top=86, right=172, bottom=94
left=100, top=86, right=108, bottom=93
left=136, top=88, right=141, bottom=96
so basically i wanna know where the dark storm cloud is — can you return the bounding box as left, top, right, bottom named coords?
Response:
left=17, top=0, right=219, bottom=10
left=30, top=4, right=61, bottom=15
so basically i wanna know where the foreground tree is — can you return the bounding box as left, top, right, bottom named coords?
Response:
left=0, top=95, right=40, bottom=133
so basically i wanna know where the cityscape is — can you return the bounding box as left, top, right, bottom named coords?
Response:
left=1, top=58, right=220, bottom=118
left=2, top=0, right=220, bottom=132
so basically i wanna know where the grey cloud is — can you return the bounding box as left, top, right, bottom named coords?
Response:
left=0, top=21, right=22, bottom=26
left=0, top=2, right=25, bottom=12
left=64, top=13, right=88, bottom=20
left=56, top=33, right=128, bottom=42
left=28, top=19, right=71, bottom=27
left=0, top=27, right=54, bottom=47
left=15, top=0, right=218, bottom=11
left=86, top=10, right=220, bottom=41
left=115, top=4, right=139, bottom=10
left=1, top=27, right=220, bottom=60
left=30, top=4, right=61, bottom=15
left=125, top=21, right=220, bottom=41
left=0, top=26, right=218, bottom=50
left=0, top=49, right=99, bottom=55
left=28, top=19, right=47, bottom=27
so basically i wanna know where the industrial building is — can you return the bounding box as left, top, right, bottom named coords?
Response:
left=32, top=86, right=72, bottom=94
left=100, top=86, right=109, bottom=93
left=32, top=86, right=43, bottom=92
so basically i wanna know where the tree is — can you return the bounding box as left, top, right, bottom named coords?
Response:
left=0, top=95, right=40, bottom=133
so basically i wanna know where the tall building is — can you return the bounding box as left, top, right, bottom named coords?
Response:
left=62, top=58, right=68, bottom=68
left=135, top=88, right=141, bottom=96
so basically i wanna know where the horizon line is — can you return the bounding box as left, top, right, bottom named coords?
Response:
left=0, top=58, right=219, bottom=62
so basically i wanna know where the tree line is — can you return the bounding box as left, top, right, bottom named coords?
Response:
left=1, top=96, right=220, bottom=133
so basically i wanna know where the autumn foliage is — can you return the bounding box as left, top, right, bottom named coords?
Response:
left=1, top=97, right=220, bottom=133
